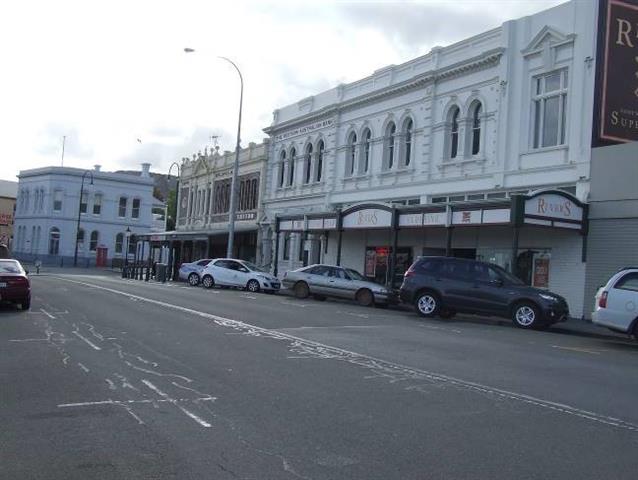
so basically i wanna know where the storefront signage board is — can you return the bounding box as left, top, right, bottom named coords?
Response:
left=452, top=210, right=482, bottom=225
left=398, top=213, right=423, bottom=227
left=595, top=0, right=638, bottom=144
left=482, top=208, right=511, bottom=224
left=423, top=212, right=447, bottom=226
left=275, top=119, right=334, bottom=141
left=307, top=219, right=323, bottom=230
left=524, top=194, right=583, bottom=222
left=342, top=209, right=392, bottom=229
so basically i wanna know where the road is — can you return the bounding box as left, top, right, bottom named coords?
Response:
left=2, top=271, right=638, bottom=479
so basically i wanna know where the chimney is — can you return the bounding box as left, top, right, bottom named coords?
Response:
left=141, top=163, right=151, bottom=177
left=94, top=164, right=101, bottom=172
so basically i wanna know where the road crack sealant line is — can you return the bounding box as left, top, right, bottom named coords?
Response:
left=54, top=276, right=638, bottom=434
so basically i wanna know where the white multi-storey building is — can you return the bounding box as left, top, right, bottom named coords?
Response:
left=13, top=163, right=155, bottom=266
left=262, top=0, right=598, bottom=318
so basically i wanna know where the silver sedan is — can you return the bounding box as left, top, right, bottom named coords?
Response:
left=282, top=264, right=396, bottom=306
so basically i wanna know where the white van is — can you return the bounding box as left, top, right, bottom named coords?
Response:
left=592, top=268, right=638, bottom=339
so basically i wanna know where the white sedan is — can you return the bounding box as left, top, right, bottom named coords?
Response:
left=200, top=258, right=280, bottom=293
left=592, top=267, right=638, bottom=339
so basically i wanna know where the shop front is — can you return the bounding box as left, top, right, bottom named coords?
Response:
left=274, top=190, right=589, bottom=317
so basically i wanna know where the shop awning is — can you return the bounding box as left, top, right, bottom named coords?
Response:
left=138, top=223, right=258, bottom=242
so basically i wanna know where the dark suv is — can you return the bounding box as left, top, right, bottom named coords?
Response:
left=399, top=256, right=569, bottom=329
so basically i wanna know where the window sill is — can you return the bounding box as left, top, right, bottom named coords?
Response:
left=438, top=156, right=486, bottom=169
left=524, top=144, right=568, bottom=155
left=343, top=173, right=370, bottom=181
left=377, top=167, right=412, bottom=177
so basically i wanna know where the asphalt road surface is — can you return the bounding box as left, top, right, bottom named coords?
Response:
left=2, top=271, right=638, bottom=479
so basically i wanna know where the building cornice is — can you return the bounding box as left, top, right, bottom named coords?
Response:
left=263, top=48, right=505, bottom=137
left=18, top=167, right=154, bottom=186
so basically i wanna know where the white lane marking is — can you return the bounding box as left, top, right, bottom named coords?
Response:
left=241, top=295, right=257, bottom=300
left=105, top=378, right=117, bottom=390
left=77, top=362, right=90, bottom=373
left=278, top=325, right=386, bottom=331
left=58, top=396, right=215, bottom=408
left=9, top=338, right=49, bottom=343
left=552, top=345, right=604, bottom=355
left=419, top=324, right=463, bottom=334
left=141, top=379, right=212, bottom=428
left=72, top=331, right=102, bottom=351
left=337, top=310, right=369, bottom=319
left=40, top=308, right=56, bottom=319
left=280, top=301, right=313, bottom=308
left=54, top=276, right=638, bottom=434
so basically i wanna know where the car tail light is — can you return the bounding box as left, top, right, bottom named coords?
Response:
left=598, top=291, right=608, bottom=309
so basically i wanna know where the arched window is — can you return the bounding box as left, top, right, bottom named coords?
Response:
left=304, top=144, right=313, bottom=184
left=471, top=102, right=482, bottom=155
left=449, top=106, right=460, bottom=159
left=361, top=128, right=372, bottom=174
left=49, top=227, right=60, bottom=255
left=316, top=140, right=325, bottom=182
left=115, top=233, right=124, bottom=254
left=77, top=228, right=85, bottom=251
left=384, top=122, right=396, bottom=170
left=89, top=230, right=99, bottom=251
left=403, top=118, right=413, bottom=166
left=287, top=148, right=296, bottom=186
left=278, top=150, right=286, bottom=188
left=347, top=132, right=357, bottom=176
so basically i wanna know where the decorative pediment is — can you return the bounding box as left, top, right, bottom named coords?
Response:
left=521, top=26, right=575, bottom=57
left=193, top=155, right=210, bottom=176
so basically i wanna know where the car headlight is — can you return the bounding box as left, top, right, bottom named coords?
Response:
left=538, top=293, right=557, bottom=302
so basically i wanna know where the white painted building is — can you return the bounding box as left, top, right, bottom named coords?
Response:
left=262, top=0, right=598, bottom=318
left=13, top=164, right=155, bottom=266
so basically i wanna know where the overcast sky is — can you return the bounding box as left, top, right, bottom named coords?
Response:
left=0, top=0, right=565, bottom=182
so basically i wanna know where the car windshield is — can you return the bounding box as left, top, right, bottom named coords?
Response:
left=242, top=261, right=269, bottom=273
left=492, top=264, right=525, bottom=285
left=0, top=260, right=22, bottom=274
left=345, top=268, right=366, bottom=281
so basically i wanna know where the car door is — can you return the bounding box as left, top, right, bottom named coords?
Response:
left=305, top=265, right=331, bottom=295
left=327, top=267, right=355, bottom=299
left=465, top=263, right=509, bottom=315
left=234, top=261, right=253, bottom=288
left=437, top=259, right=474, bottom=311
left=210, top=260, right=233, bottom=286
left=605, top=272, right=638, bottom=331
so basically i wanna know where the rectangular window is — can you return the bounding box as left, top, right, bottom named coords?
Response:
left=53, top=191, right=63, bottom=212
left=532, top=69, right=568, bottom=149
left=118, top=197, right=127, bottom=217
left=486, top=192, right=506, bottom=199
left=448, top=195, right=465, bottom=202
left=467, top=193, right=486, bottom=201
left=93, top=194, right=102, bottom=215
left=80, top=192, right=88, bottom=214
left=132, top=198, right=140, bottom=219
left=431, top=196, right=447, bottom=204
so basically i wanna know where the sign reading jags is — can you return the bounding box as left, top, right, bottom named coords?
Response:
left=595, top=0, right=638, bottom=144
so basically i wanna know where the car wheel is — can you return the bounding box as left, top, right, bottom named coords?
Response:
left=247, top=279, right=260, bottom=293
left=202, top=275, right=215, bottom=289
left=21, top=299, right=31, bottom=311
left=439, top=308, right=456, bottom=319
left=414, top=291, right=440, bottom=318
left=294, top=281, right=310, bottom=299
left=512, top=302, right=541, bottom=329
left=188, top=273, right=200, bottom=286
left=356, top=289, right=374, bottom=307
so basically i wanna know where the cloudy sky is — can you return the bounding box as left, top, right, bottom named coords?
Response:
left=0, top=0, right=565, bottom=182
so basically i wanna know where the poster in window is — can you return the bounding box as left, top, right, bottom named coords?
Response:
left=532, top=255, right=550, bottom=289
left=364, top=249, right=376, bottom=277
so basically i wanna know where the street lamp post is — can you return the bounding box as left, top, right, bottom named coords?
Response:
left=184, top=48, right=243, bottom=259
left=167, top=162, right=181, bottom=281
left=73, top=170, right=94, bottom=267
left=125, top=227, right=132, bottom=267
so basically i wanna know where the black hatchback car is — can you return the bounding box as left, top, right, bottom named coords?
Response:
left=399, top=256, right=569, bottom=329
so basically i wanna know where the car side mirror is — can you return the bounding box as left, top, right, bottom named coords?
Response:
left=25, top=269, right=29, bottom=275
left=491, top=278, right=504, bottom=287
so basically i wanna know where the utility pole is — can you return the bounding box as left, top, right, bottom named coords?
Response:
left=61, top=136, right=66, bottom=166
